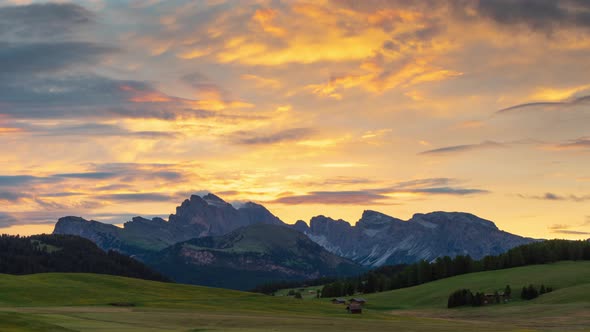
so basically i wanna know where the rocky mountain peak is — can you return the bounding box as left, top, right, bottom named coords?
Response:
left=410, top=211, right=498, bottom=230
left=202, top=193, right=229, bottom=207
left=237, top=201, right=284, bottom=225
left=309, top=215, right=352, bottom=234
left=357, top=210, right=403, bottom=227
left=292, top=220, right=310, bottom=233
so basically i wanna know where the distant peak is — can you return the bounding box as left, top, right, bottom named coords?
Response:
left=358, top=210, right=402, bottom=226
left=411, top=211, right=498, bottom=229
left=309, top=215, right=351, bottom=227
left=292, top=220, right=310, bottom=233
left=57, top=216, right=88, bottom=223
left=239, top=201, right=263, bottom=209
left=361, top=210, right=393, bottom=220
left=186, top=193, right=230, bottom=207
left=202, top=193, right=225, bottom=203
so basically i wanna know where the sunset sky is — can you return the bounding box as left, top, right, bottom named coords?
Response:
left=1, top=0, right=589, bottom=239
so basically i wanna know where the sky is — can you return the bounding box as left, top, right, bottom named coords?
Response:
left=0, top=0, right=589, bottom=239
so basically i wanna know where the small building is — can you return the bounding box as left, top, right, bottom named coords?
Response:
left=349, top=298, right=367, bottom=305
left=346, top=303, right=362, bottom=314
left=331, top=298, right=346, bottom=304
left=483, top=292, right=506, bottom=305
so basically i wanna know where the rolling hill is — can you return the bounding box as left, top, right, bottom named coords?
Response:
left=362, top=260, right=590, bottom=310
left=0, top=261, right=589, bottom=331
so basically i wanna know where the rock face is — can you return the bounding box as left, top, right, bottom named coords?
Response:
left=168, top=194, right=283, bottom=238
left=54, top=193, right=286, bottom=255
left=142, top=224, right=363, bottom=290
left=302, top=210, right=534, bottom=267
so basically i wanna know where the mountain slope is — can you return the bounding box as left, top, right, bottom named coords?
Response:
left=0, top=234, right=167, bottom=282
left=299, top=210, right=534, bottom=267
left=142, top=224, right=364, bottom=290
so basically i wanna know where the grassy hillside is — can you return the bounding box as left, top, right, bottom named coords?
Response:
left=0, top=261, right=589, bottom=331
left=362, top=261, right=590, bottom=310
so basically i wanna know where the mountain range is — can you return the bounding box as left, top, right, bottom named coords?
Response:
left=53, top=193, right=534, bottom=289
left=296, top=210, right=532, bottom=267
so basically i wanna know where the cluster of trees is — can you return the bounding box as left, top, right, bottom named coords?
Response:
left=448, top=285, right=512, bottom=308
left=0, top=234, right=168, bottom=282
left=448, top=289, right=479, bottom=308
left=521, top=284, right=552, bottom=300
left=320, top=264, right=407, bottom=297
left=320, top=240, right=590, bottom=297
left=286, top=290, right=303, bottom=299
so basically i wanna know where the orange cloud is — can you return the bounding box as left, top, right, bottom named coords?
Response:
left=119, top=84, right=254, bottom=111
left=241, top=74, right=282, bottom=89
left=252, top=8, right=286, bottom=37
left=0, top=127, right=22, bottom=134
left=306, top=58, right=462, bottom=98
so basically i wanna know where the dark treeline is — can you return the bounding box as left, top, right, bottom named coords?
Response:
left=0, top=234, right=168, bottom=282
left=320, top=240, right=590, bottom=297
left=251, top=276, right=337, bottom=294
left=521, top=284, right=552, bottom=300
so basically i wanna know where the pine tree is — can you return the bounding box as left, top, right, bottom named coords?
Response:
left=504, top=285, right=512, bottom=299
left=521, top=286, right=528, bottom=300
left=527, top=284, right=538, bottom=300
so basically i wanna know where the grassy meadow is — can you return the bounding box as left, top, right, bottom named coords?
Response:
left=0, top=261, right=589, bottom=331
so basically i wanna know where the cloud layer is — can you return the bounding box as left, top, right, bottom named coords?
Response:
left=0, top=1, right=589, bottom=240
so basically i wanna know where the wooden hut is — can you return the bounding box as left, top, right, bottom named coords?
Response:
left=346, top=303, right=362, bottom=314
left=349, top=298, right=367, bottom=305
left=331, top=298, right=346, bottom=304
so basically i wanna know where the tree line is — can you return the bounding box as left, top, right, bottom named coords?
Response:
left=0, top=234, right=168, bottom=282
left=319, top=239, right=590, bottom=297
left=251, top=276, right=337, bottom=294
left=447, top=283, right=552, bottom=308
left=521, top=284, right=552, bottom=300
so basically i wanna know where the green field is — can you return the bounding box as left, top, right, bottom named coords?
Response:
left=1, top=261, right=589, bottom=331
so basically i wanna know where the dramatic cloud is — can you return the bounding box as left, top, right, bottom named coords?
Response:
left=95, top=193, right=173, bottom=202
left=0, top=191, right=29, bottom=202
left=230, top=128, right=315, bottom=145
left=0, top=212, right=17, bottom=226
left=0, top=175, right=44, bottom=186
left=476, top=0, right=590, bottom=32
left=0, top=42, right=116, bottom=76
left=53, top=172, right=119, bottom=180
left=1, top=0, right=589, bottom=240
left=496, top=94, right=590, bottom=114
left=270, top=191, right=391, bottom=205
left=270, top=178, right=488, bottom=205
left=548, top=220, right=590, bottom=235
left=519, top=193, right=590, bottom=202
left=420, top=141, right=504, bottom=155
left=551, top=137, right=590, bottom=151
left=28, top=123, right=176, bottom=139
left=0, top=3, right=94, bottom=38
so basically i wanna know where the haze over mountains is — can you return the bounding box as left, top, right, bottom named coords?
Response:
left=53, top=193, right=534, bottom=289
